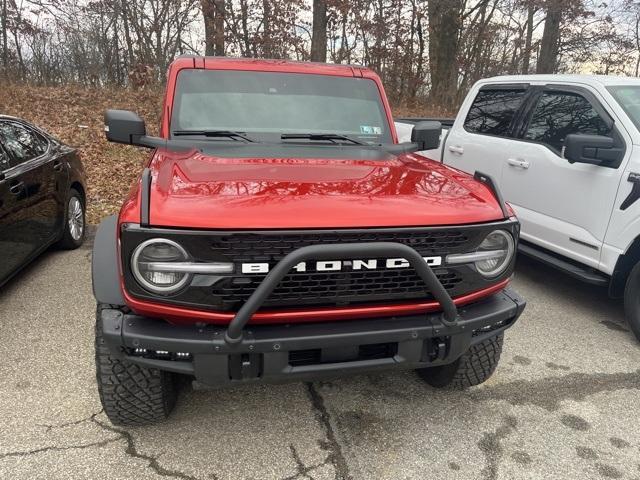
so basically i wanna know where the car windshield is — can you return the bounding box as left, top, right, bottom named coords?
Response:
left=607, top=85, right=640, bottom=132
left=170, top=69, right=392, bottom=144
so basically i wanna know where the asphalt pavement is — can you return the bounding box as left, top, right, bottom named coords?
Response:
left=1, top=235, right=639, bottom=480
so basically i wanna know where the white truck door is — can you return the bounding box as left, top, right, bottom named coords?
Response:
left=443, top=84, right=530, bottom=181
left=500, top=86, right=627, bottom=269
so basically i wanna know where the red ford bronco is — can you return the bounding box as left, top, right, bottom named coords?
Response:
left=93, top=56, right=525, bottom=426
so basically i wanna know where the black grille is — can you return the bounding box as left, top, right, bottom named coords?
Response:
left=121, top=223, right=516, bottom=313
left=213, top=268, right=462, bottom=310
left=204, top=230, right=472, bottom=310
left=210, top=230, right=471, bottom=262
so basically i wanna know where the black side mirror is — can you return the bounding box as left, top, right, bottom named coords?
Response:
left=411, top=121, right=442, bottom=150
left=104, top=110, right=146, bottom=144
left=564, top=134, right=623, bottom=166
left=104, top=110, right=165, bottom=149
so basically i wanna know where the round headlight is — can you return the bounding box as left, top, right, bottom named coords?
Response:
left=474, top=230, right=515, bottom=278
left=131, top=238, right=190, bottom=294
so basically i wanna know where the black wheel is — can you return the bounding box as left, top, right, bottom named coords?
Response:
left=624, top=262, right=640, bottom=342
left=417, top=333, right=504, bottom=389
left=57, top=188, right=85, bottom=249
left=95, top=304, right=178, bottom=426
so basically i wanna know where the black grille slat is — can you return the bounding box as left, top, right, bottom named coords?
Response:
left=211, top=230, right=470, bottom=263
left=214, top=268, right=463, bottom=310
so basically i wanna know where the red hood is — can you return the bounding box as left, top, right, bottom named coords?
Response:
left=120, top=149, right=505, bottom=229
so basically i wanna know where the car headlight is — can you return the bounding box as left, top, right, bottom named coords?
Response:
left=446, top=230, right=515, bottom=278
left=474, top=230, right=515, bottom=277
left=131, top=238, right=191, bottom=294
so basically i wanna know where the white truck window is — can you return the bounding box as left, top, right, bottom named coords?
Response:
left=607, top=86, right=640, bottom=132
left=524, top=92, right=610, bottom=152
left=463, top=89, right=527, bottom=137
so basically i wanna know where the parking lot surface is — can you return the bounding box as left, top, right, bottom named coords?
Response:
left=1, top=235, right=639, bottom=480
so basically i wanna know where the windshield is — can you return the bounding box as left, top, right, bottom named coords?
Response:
left=607, top=85, right=640, bottom=132
left=170, top=69, right=392, bottom=144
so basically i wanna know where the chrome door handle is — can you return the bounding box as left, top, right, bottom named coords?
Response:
left=9, top=181, right=25, bottom=195
left=448, top=145, right=464, bottom=154
left=507, top=158, right=530, bottom=169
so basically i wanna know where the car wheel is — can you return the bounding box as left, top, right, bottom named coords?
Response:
left=95, top=304, right=178, bottom=426
left=624, top=262, right=640, bottom=342
left=416, top=333, right=503, bottom=389
left=57, top=188, right=85, bottom=249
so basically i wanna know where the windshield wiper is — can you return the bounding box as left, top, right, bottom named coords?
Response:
left=173, top=130, right=255, bottom=142
left=281, top=133, right=365, bottom=145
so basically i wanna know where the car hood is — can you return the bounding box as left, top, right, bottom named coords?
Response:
left=129, top=148, right=506, bottom=229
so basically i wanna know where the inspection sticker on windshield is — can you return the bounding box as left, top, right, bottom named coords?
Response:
left=360, top=125, right=382, bottom=134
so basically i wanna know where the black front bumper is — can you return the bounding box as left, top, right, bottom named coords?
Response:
left=99, top=287, right=525, bottom=387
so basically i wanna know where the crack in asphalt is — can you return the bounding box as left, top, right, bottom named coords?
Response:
left=37, top=410, right=102, bottom=432
left=305, top=383, right=352, bottom=480
left=0, top=437, right=122, bottom=460
left=91, top=416, right=204, bottom=480
left=0, top=411, right=118, bottom=459
left=469, top=369, right=640, bottom=411
left=1, top=408, right=212, bottom=480
left=478, top=415, right=518, bottom=480
left=280, top=444, right=326, bottom=480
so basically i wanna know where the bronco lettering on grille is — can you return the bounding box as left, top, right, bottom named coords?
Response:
left=241, top=256, right=442, bottom=274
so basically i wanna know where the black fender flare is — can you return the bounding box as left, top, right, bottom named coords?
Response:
left=92, top=215, right=125, bottom=305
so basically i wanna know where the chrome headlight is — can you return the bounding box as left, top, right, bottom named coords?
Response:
left=447, top=230, right=515, bottom=278
left=131, top=238, right=191, bottom=294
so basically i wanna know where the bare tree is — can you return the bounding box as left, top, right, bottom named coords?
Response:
left=213, top=0, right=225, bottom=55
left=1, top=0, right=7, bottom=74
left=428, top=0, right=464, bottom=110
left=522, top=2, right=537, bottom=73
left=537, top=0, right=563, bottom=73
left=0, top=0, right=636, bottom=112
left=310, top=0, right=327, bottom=62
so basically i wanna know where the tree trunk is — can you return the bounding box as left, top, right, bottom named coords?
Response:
left=202, top=0, right=215, bottom=55
left=240, top=0, right=251, bottom=57
left=522, top=4, right=534, bottom=74
left=537, top=0, right=562, bottom=74
left=263, top=0, right=272, bottom=57
left=202, top=0, right=225, bottom=56
left=120, top=0, right=135, bottom=68
left=310, top=0, right=327, bottom=62
left=427, top=0, right=463, bottom=111
left=2, top=0, right=7, bottom=74
left=214, top=0, right=224, bottom=55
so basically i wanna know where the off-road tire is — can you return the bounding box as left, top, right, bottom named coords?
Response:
left=417, top=333, right=504, bottom=389
left=95, top=304, right=178, bottom=426
left=624, top=262, right=640, bottom=342
left=56, top=188, right=85, bottom=250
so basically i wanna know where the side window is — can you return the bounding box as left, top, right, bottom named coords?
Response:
left=524, top=92, right=611, bottom=152
left=464, top=88, right=527, bottom=137
left=0, top=121, right=48, bottom=165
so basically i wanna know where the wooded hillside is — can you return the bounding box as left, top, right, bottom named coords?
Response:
left=0, top=84, right=162, bottom=223
left=3, top=1, right=640, bottom=110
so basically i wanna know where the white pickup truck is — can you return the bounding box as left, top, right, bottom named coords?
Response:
left=397, top=75, right=640, bottom=340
